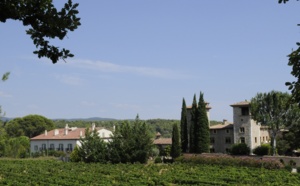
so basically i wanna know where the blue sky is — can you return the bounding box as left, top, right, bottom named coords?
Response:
left=0, top=1, right=299, bottom=121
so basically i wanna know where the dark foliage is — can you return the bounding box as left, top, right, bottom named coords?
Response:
left=196, top=92, right=210, bottom=153
left=0, top=0, right=81, bottom=63
left=180, top=98, right=188, bottom=153
left=189, top=94, right=197, bottom=153
left=108, top=115, right=153, bottom=163
left=5, top=115, right=54, bottom=138
left=253, top=144, right=271, bottom=156
left=231, top=143, right=250, bottom=155
left=171, top=124, right=181, bottom=159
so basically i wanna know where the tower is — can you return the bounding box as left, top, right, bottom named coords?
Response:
left=230, top=101, right=261, bottom=152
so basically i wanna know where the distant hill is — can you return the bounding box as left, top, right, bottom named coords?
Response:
left=1, top=117, right=117, bottom=122
left=52, top=117, right=117, bottom=121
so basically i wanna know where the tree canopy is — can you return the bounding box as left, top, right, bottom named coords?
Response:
left=180, top=98, right=188, bottom=153
left=171, top=123, right=180, bottom=159
left=250, top=91, right=300, bottom=155
left=196, top=92, right=210, bottom=153
left=0, top=0, right=81, bottom=63
left=108, top=115, right=153, bottom=163
left=5, top=114, right=55, bottom=138
left=76, top=128, right=107, bottom=163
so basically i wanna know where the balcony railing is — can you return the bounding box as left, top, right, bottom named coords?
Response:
left=66, top=148, right=73, bottom=152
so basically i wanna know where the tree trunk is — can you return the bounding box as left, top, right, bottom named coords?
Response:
left=272, top=132, right=276, bottom=156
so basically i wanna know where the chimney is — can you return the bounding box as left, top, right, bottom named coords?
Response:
left=54, top=129, right=59, bottom=136
left=223, top=119, right=228, bottom=125
left=45, top=130, right=47, bottom=136
left=92, top=123, right=95, bottom=131
left=80, top=130, right=83, bottom=137
left=64, top=124, right=69, bottom=135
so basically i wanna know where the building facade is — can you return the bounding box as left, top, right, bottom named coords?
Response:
left=186, top=100, right=270, bottom=153
left=30, top=123, right=113, bottom=154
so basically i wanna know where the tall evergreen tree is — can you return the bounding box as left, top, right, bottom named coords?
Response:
left=108, top=115, right=153, bottom=163
left=171, top=123, right=181, bottom=159
left=77, top=128, right=108, bottom=163
left=197, top=92, right=210, bottom=153
left=189, top=94, right=197, bottom=153
left=180, top=98, right=188, bottom=153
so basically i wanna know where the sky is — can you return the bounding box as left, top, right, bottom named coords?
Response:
left=1, top=1, right=300, bottom=122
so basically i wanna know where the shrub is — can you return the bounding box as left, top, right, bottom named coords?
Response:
left=231, top=143, right=250, bottom=155
left=179, top=154, right=284, bottom=169
left=53, top=151, right=66, bottom=157
left=70, top=146, right=81, bottom=162
left=253, top=144, right=271, bottom=156
left=297, top=167, right=300, bottom=173
left=285, top=165, right=292, bottom=172
left=154, top=157, right=162, bottom=163
left=163, top=156, right=173, bottom=163
left=31, top=152, right=41, bottom=158
left=289, top=160, right=296, bottom=167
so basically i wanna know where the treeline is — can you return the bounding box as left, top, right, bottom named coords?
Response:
left=53, top=118, right=180, bottom=138
left=181, top=92, right=210, bottom=154
left=0, top=115, right=54, bottom=158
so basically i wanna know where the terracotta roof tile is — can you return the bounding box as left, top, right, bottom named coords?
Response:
left=210, top=123, right=233, bottom=129
left=31, top=127, right=111, bottom=140
left=153, top=138, right=172, bottom=145
left=230, top=100, right=250, bottom=107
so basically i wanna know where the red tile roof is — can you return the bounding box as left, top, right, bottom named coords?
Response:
left=210, top=123, right=233, bottom=129
left=153, top=138, right=172, bottom=145
left=31, top=127, right=109, bottom=140
left=230, top=100, right=250, bottom=107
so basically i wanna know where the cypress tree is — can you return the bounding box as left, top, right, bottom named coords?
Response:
left=171, top=123, right=181, bottom=159
left=180, top=98, right=188, bottom=153
left=189, top=94, right=197, bottom=153
left=197, top=92, right=210, bottom=153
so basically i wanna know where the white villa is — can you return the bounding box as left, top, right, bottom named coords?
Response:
left=30, top=123, right=113, bottom=154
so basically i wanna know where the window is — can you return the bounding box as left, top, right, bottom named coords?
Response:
left=241, top=107, right=249, bottom=116
left=67, top=144, right=73, bottom=151
left=255, top=137, right=257, bottom=143
left=34, top=145, right=38, bottom=151
left=50, top=144, right=54, bottom=150
left=210, top=148, right=215, bottom=153
left=240, top=127, right=245, bottom=133
left=58, top=144, right=64, bottom=151
left=210, top=137, right=215, bottom=144
left=225, top=148, right=230, bottom=153
left=240, top=137, right=245, bottom=143
left=42, top=144, right=46, bottom=150
left=263, top=137, right=265, bottom=142
left=225, top=137, right=231, bottom=144
left=213, top=130, right=217, bottom=134
left=226, top=129, right=230, bottom=133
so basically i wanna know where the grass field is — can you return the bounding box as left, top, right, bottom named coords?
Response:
left=0, top=159, right=299, bottom=185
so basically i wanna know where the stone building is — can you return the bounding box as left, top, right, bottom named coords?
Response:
left=186, top=100, right=270, bottom=153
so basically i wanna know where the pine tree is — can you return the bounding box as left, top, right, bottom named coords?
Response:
left=108, top=115, right=153, bottom=163
left=197, top=92, right=210, bottom=153
left=78, top=128, right=108, bottom=163
left=180, top=98, right=188, bottom=153
left=189, top=94, right=197, bottom=153
left=171, top=123, right=181, bottom=159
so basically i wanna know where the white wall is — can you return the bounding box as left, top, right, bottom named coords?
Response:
left=30, top=139, right=79, bottom=153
